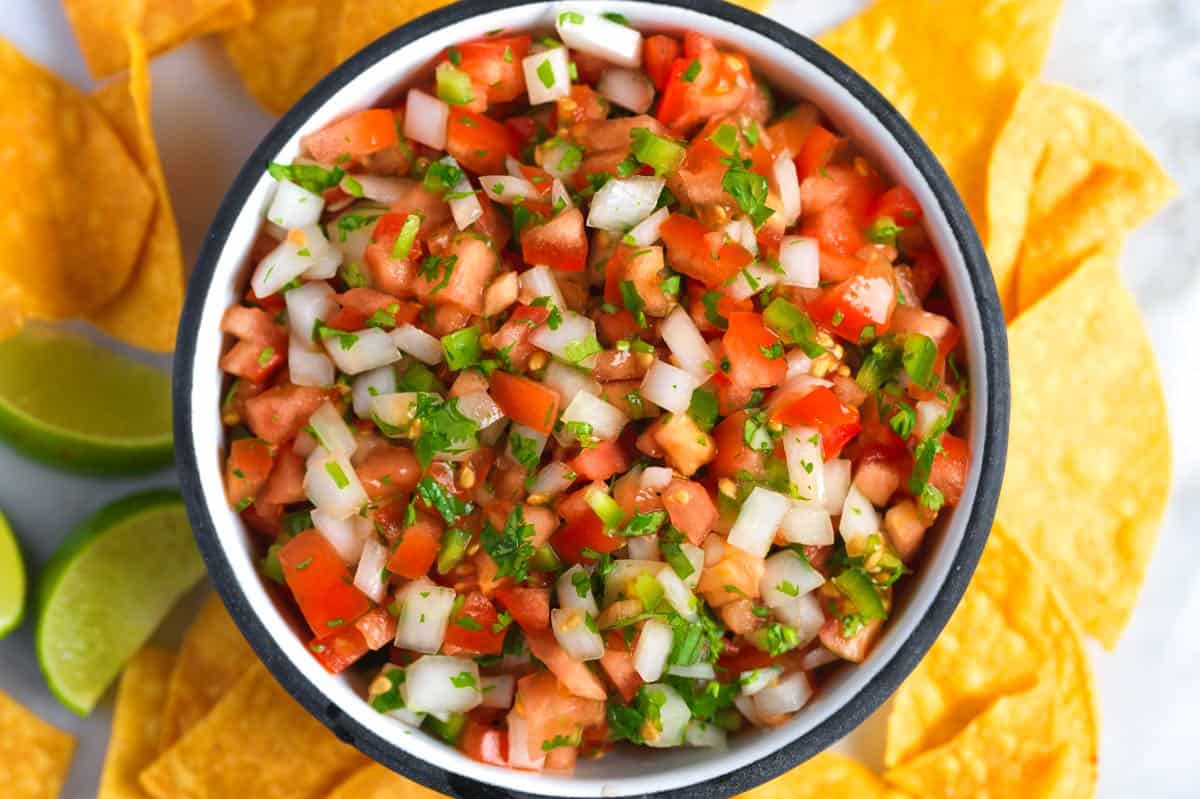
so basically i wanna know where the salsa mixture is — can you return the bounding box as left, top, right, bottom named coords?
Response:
left=219, top=10, right=970, bottom=772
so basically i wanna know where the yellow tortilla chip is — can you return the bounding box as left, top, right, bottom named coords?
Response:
left=90, top=31, right=186, bottom=353
left=63, top=0, right=249, bottom=78
left=0, top=689, right=77, bottom=799
left=140, top=662, right=367, bottom=799
left=819, top=0, right=1063, bottom=231
left=0, top=38, right=154, bottom=319
left=98, top=647, right=175, bottom=799
left=158, top=593, right=259, bottom=751
left=996, top=247, right=1168, bottom=646
left=986, top=82, right=1177, bottom=315
left=333, top=0, right=454, bottom=64
left=885, top=530, right=1097, bottom=798
left=735, top=751, right=909, bottom=799
left=324, top=763, right=446, bottom=798
left=727, top=0, right=771, bottom=12
left=225, top=0, right=347, bottom=115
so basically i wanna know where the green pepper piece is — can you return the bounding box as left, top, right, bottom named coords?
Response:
left=832, top=567, right=887, bottom=621
left=901, top=333, right=938, bottom=389
left=762, top=298, right=825, bottom=358
left=436, top=527, right=472, bottom=575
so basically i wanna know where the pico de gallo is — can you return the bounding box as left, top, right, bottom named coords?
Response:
left=219, top=9, right=970, bottom=772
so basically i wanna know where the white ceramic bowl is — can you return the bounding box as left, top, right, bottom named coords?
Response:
left=174, top=2, right=1009, bottom=796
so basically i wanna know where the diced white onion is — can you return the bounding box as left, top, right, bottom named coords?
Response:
left=762, top=550, right=825, bottom=625
left=667, top=662, right=716, bottom=680
left=915, top=400, right=948, bottom=440
left=550, top=178, right=573, bottom=210
left=734, top=693, right=765, bottom=727
left=542, top=140, right=581, bottom=181
left=507, top=713, right=546, bottom=770
left=727, top=486, right=790, bottom=558
left=822, top=459, right=852, bottom=516
left=404, top=89, right=449, bottom=149
left=506, top=423, right=548, bottom=464
left=523, top=47, right=572, bottom=104
left=542, top=360, right=601, bottom=407
left=323, top=327, right=400, bottom=375
left=305, top=452, right=368, bottom=519
left=640, top=466, right=674, bottom=491
left=799, top=646, right=840, bottom=671
left=348, top=174, right=409, bottom=204
left=780, top=503, right=835, bottom=546
left=557, top=565, right=599, bottom=617
left=530, top=310, right=598, bottom=367
left=723, top=218, right=757, bottom=255
left=354, top=537, right=390, bottom=603
left=252, top=240, right=312, bottom=297
left=685, top=720, right=727, bottom=748
left=551, top=607, right=604, bottom=661
left=660, top=307, right=714, bottom=382
left=587, top=177, right=664, bottom=231
left=529, top=461, right=576, bottom=498
left=839, top=485, right=881, bottom=549
left=739, top=665, right=782, bottom=697
left=390, top=324, right=443, bottom=365
left=395, top=579, right=456, bottom=654
left=289, top=338, right=335, bottom=387
left=352, top=366, right=397, bottom=419
left=786, top=350, right=813, bottom=380
left=625, top=206, right=669, bottom=247
left=402, top=655, right=481, bottom=714
left=772, top=153, right=801, bottom=226
left=369, top=391, right=428, bottom=433
left=634, top=619, right=673, bottom=682
left=641, top=683, right=691, bottom=747
left=626, top=536, right=660, bottom=561
left=558, top=391, right=628, bottom=444
left=775, top=591, right=824, bottom=644
left=480, top=674, right=515, bottom=709
left=656, top=566, right=697, bottom=621
left=456, top=390, right=503, bottom=429
left=725, top=262, right=782, bottom=302
left=308, top=401, right=357, bottom=455
left=555, top=9, right=642, bottom=68
left=753, top=671, right=813, bottom=717
left=597, top=68, right=654, bottom=113
left=505, top=155, right=525, bottom=177
left=293, top=429, right=317, bottom=457
left=679, top=543, right=704, bottom=589
left=779, top=236, right=820, bottom=288
left=639, top=359, right=699, bottom=415
left=783, top=425, right=825, bottom=505
left=267, top=179, right=323, bottom=229
left=285, top=280, right=335, bottom=347
left=311, top=508, right=367, bottom=564
left=296, top=224, right=344, bottom=280
left=603, top=559, right=664, bottom=603
left=327, top=210, right=377, bottom=263
left=481, top=174, right=539, bottom=205
left=447, top=175, right=483, bottom=230
left=519, top=265, right=567, bottom=312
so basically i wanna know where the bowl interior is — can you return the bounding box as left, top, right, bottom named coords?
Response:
left=181, top=2, right=998, bottom=796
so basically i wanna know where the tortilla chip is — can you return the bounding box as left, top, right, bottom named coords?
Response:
left=727, top=0, right=771, bottom=12
left=333, top=0, right=454, bottom=64
left=63, top=0, right=247, bottom=78
left=986, top=82, right=1177, bottom=315
left=735, top=751, right=908, bottom=799
left=324, top=763, right=446, bottom=798
left=225, top=0, right=347, bottom=115
left=996, top=248, right=1168, bottom=646
left=0, top=38, right=155, bottom=320
left=98, top=647, right=175, bottom=799
left=819, top=0, right=1063, bottom=230
left=140, top=663, right=367, bottom=799
left=90, top=31, right=186, bottom=353
left=0, top=689, right=77, bottom=799
left=885, top=530, right=1097, bottom=798
left=158, top=594, right=259, bottom=752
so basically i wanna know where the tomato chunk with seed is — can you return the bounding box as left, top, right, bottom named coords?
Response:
left=278, top=531, right=371, bottom=638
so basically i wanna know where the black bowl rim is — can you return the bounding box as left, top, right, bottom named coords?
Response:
left=173, top=1, right=1010, bottom=796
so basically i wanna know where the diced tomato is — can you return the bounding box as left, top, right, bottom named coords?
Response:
left=219, top=339, right=285, bottom=384
left=356, top=446, right=421, bottom=501
left=454, top=35, right=530, bottom=104
left=657, top=34, right=753, bottom=133
left=386, top=517, right=440, bottom=579
left=221, top=305, right=280, bottom=342
left=278, top=530, right=372, bottom=638
left=224, top=438, right=275, bottom=510
left=243, top=384, right=331, bottom=444
left=520, top=208, right=587, bottom=272
left=808, top=262, right=898, bottom=343
left=557, top=482, right=606, bottom=524
left=801, top=204, right=868, bottom=257
left=569, top=439, right=631, bottom=483
left=723, top=312, right=787, bottom=390
left=354, top=607, right=399, bottom=650
left=461, top=719, right=508, bottom=766
left=490, top=371, right=560, bottom=435
left=928, top=433, right=969, bottom=508
left=557, top=84, right=610, bottom=126
left=551, top=512, right=620, bottom=565
left=595, top=307, right=641, bottom=347
left=495, top=586, right=551, bottom=633
left=523, top=631, right=608, bottom=701
left=599, top=632, right=642, bottom=702
left=716, top=638, right=775, bottom=675
left=819, top=616, right=882, bottom=663
left=795, top=124, right=841, bottom=179
left=505, top=115, right=539, bottom=147
left=326, top=287, right=413, bottom=331
left=304, top=109, right=398, bottom=162
left=516, top=671, right=605, bottom=763
left=241, top=500, right=282, bottom=537
left=444, top=591, right=507, bottom=655
left=696, top=544, right=764, bottom=608
left=711, top=410, right=765, bottom=481
left=309, top=626, right=369, bottom=674
left=660, top=214, right=752, bottom=287
left=447, top=109, right=519, bottom=175
left=661, top=479, right=718, bottom=546
left=766, top=109, right=817, bottom=158
left=771, top=386, right=862, bottom=459
left=258, top=442, right=304, bottom=505
left=874, top=185, right=923, bottom=225
left=889, top=305, right=960, bottom=358
left=655, top=58, right=689, bottom=128
left=644, top=35, right=681, bottom=90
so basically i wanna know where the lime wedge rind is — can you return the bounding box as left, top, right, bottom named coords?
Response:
left=0, top=509, right=25, bottom=639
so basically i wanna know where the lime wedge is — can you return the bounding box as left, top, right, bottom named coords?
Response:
left=36, top=490, right=204, bottom=715
left=0, top=508, right=25, bottom=638
left=0, top=327, right=173, bottom=474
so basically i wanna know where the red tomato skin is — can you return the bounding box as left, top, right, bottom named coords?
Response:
left=354, top=607, right=399, bottom=650
left=644, top=35, right=682, bottom=89
left=490, top=371, right=560, bottom=435
left=569, top=439, right=632, bottom=483
left=495, top=587, right=552, bottom=633
left=660, top=214, right=752, bottom=287
left=771, top=386, right=862, bottom=459
left=461, top=720, right=508, bottom=766
left=519, top=208, right=588, bottom=272
left=801, top=204, right=868, bottom=257
left=443, top=592, right=507, bottom=655
left=386, top=518, right=441, bottom=579
left=928, top=433, right=969, bottom=508
left=723, top=312, right=787, bottom=390
left=711, top=410, right=765, bottom=480
left=278, top=530, right=372, bottom=639
left=309, top=626, right=369, bottom=674
left=243, top=384, right=331, bottom=444
left=808, top=263, right=898, bottom=344
left=795, top=124, right=841, bottom=179
left=224, top=438, right=275, bottom=509
left=304, top=109, right=398, bottom=162
left=454, top=35, right=531, bottom=104
left=873, top=185, right=923, bottom=224
left=661, top=479, right=718, bottom=546
left=551, top=512, right=620, bottom=565
left=447, top=109, right=519, bottom=175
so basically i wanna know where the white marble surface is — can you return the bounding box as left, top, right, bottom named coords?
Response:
left=0, top=1, right=1195, bottom=796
